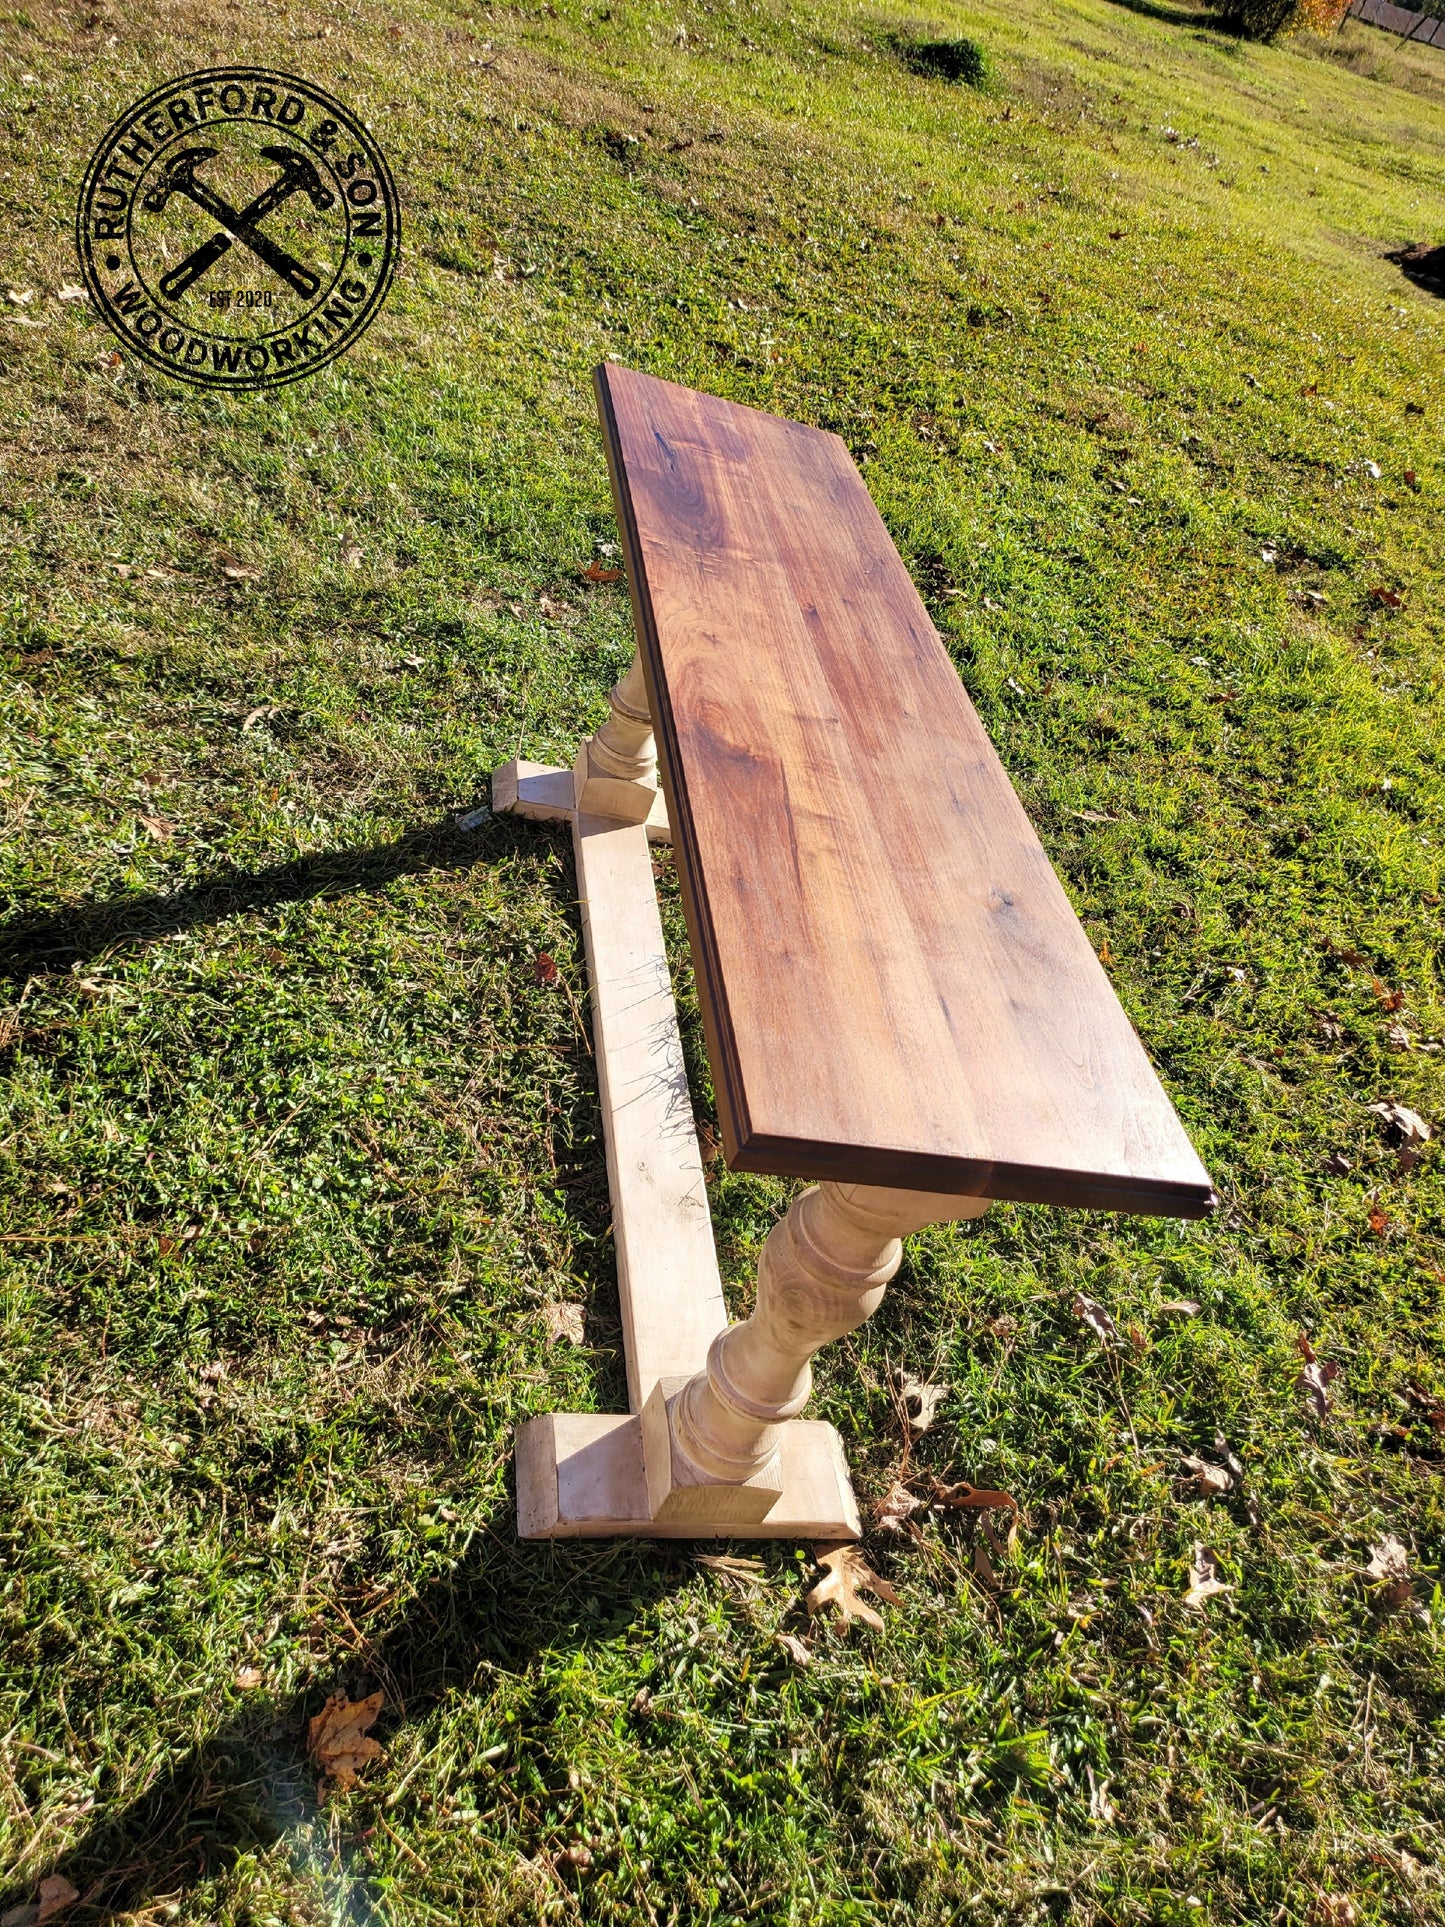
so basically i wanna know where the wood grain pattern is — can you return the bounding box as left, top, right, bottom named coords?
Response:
left=570, top=810, right=727, bottom=1407
left=596, top=364, right=1214, bottom=1217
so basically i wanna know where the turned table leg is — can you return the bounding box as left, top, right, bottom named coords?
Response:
left=643, top=1182, right=990, bottom=1524
left=499, top=667, right=992, bottom=1538
left=573, top=651, right=661, bottom=824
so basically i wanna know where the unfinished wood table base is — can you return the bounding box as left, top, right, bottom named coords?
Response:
left=494, top=734, right=885, bottom=1539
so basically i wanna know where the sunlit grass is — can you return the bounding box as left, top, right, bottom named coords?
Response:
left=1, top=0, right=1443, bottom=1919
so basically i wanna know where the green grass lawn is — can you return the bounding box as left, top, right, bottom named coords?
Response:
left=3, top=0, right=1445, bottom=1919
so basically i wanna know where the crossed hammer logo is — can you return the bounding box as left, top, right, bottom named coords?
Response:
left=142, top=144, right=335, bottom=301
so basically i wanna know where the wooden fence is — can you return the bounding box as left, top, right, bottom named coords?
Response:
left=1346, top=0, right=1445, bottom=46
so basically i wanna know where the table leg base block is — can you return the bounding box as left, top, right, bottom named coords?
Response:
left=492, top=759, right=671, bottom=843
left=516, top=1412, right=862, bottom=1541
left=572, top=742, right=661, bottom=826
left=641, top=1379, right=784, bottom=1524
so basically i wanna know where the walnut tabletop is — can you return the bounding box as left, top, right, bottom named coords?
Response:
left=595, top=364, right=1214, bottom=1217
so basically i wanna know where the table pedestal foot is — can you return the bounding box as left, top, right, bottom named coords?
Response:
left=516, top=1409, right=860, bottom=1541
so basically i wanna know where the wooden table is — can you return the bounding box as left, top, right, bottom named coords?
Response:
left=495, top=366, right=1213, bottom=1541
left=598, top=363, right=1213, bottom=1218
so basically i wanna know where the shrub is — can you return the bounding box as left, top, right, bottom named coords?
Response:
left=889, top=34, right=990, bottom=85
left=1216, top=0, right=1297, bottom=35
left=1215, top=0, right=1330, bottom=35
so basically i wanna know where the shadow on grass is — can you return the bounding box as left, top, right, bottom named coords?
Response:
left=1100, top=0, right=1224, bottom=27
left=0, top=807, right=696, bottom=1918
left=1387, top=241, right=1445, bottom=296
left=8, top=1525, right=684, bottom=1921
left=0, top=813, right=521, bottom=984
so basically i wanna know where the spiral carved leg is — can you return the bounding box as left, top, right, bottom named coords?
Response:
left=643, top=1182, right=990, bottom=1523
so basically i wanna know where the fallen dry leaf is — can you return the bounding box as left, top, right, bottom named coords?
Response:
left=558, top=1843, right=592, bottom=1870
left=1369, top=586, right=1404, bottom=609
left=894, top=1369, right=948, bottom=1434
left=928, top=1476, right=1019, bottom=1548
left=695, top=1552, right=766, bottom=1590
left=1364, top=1534, right=1409, bottom=1583
left=307, top=1690, right=384, bottom=1793
left=1367, top=1201, right=1390, bottom=1237
left=538, top=594, right=571, bottom=620
left=980, top=1508, right=1013, bottom=1564
left=222, top=561, right=262, bottom=582
left=582, top=560, right=621, bottom=583
left=543, top=1302, right=585, bottom=1346
left=533, top=953, right=559, bottom=986
left=1183, top=1542, right=1232, bottom=1608
left=1371, top=979, right=1405, bottom=1013
left=1180, top=1454, right=1235, bottom=1497
left=874, top=1480, right=921, bottom=1533
left=138, top=814, right=174, bottom=842
left=1324, top=1151, right=1352, bottom=1177
left=1086, top=1763, right=1116, bottom=1823
left=1308, top=1900, right=1358, bottom=1927
left=1384, top=1023, right=1413, bottom=1052
left=630, top=1685, right=654, bottom=1718
left=973, top=1535, right=1000, bottom=1591
left=775, top=1631, right=812, bottom=1666
left=37, top=1877, right=79, bottom=1923
left=241, top=703, right=279, bottom=732
left=1214, top=1434, right=1246, bottom=1484
left=1362, top=1534, right=1420, bottom=1616
left=234, top=1663, right=264, bottom=1690
left=806, top=1541, right=902, bottom=1632
left=1297, top=1331, right=1341, bottom=1419
left=1073, top=1293, right=1122, bottom=1346
left=1159, top=1299, right=1201, bottom=1317
left=1369, top=1100, right=1430, bottom=1173
left=1406, top=1381, right=1445, bottom=1437
left=57, top=284, right=88, bottom=301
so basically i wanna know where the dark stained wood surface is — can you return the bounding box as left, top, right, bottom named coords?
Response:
left=595, top=364, right=1214, bottom=1216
